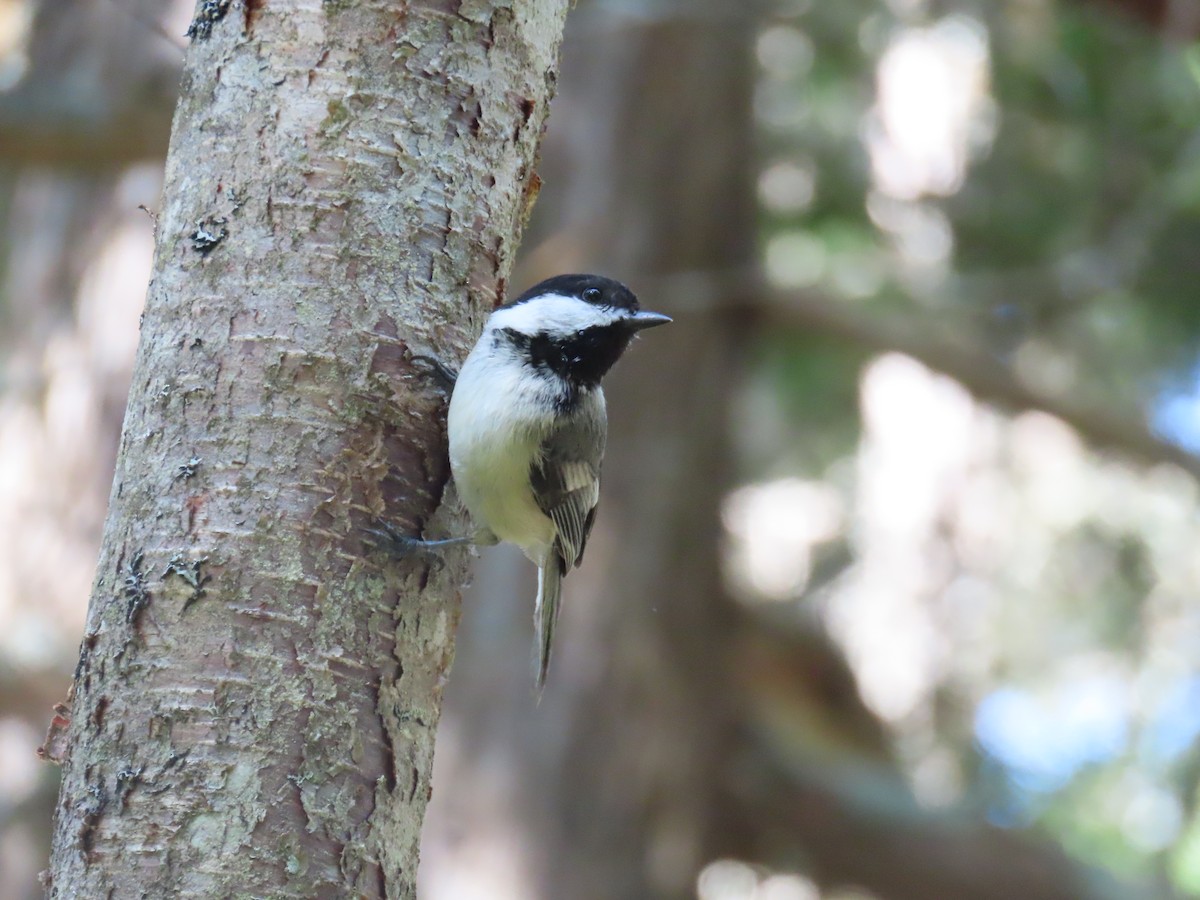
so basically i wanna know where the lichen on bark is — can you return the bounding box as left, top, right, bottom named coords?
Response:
left=47, top=1, right=569, bottom=897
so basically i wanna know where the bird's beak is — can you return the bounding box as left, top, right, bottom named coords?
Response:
left=628, top=310, right=672, bottom=331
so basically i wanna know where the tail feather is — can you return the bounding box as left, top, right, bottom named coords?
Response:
left=533, top=559, right=563, bottom=695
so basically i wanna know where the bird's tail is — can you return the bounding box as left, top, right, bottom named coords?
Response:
left=533, top=558, right=563, bottom=696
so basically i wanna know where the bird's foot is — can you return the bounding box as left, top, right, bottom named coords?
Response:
left=365, top=519, right=471, bottom=559
left=410, top=354, right=458, bottom=393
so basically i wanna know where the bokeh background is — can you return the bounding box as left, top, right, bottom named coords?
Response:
left=3, top=0, right=1200, bottom=897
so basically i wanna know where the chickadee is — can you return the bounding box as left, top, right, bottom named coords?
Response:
left=401, top=274, right=670, bottom=691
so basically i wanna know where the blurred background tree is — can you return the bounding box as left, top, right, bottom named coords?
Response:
left=4, top=0, right=1200, bottom=898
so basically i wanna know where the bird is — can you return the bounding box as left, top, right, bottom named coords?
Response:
left=384, top=274, right=670, bottom=692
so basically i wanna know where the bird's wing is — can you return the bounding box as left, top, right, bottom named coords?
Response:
left=529, top=396, right=607, bottom=572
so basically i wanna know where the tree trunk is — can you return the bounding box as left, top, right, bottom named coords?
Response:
left=46, top=2, right=567, bottom=897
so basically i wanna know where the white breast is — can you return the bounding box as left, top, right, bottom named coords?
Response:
left=447, top=337, right=558, bottom=564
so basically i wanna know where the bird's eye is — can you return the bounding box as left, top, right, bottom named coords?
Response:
left=582, top=288, right=602, bottom=303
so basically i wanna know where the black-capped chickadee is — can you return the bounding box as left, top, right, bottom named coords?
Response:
left=387, top=274, right=670, bottom=692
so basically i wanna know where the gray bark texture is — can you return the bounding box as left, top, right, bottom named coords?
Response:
left=46, top=1, right=568, bottom=897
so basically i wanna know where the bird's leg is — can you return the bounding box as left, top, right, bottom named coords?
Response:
left=410, top=354, right=458, bottom=393
left=366, top=519, right=469, bottom=558
left=366, top=518, right=495, bottom=559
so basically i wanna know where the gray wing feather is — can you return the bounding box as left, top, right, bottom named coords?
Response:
left=530, top=397, right=606, bottom=571
left=529, top=395, right=606, bottom=690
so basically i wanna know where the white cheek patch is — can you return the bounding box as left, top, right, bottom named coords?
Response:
left=488, top=293, right=625, bottom=338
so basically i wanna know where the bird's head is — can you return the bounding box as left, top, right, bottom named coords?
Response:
left=487, top=274, right=671, bottom=387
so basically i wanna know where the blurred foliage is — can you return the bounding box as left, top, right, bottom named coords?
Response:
left=741, top=0, right=1200, bottom=894
left=760, top=0, right=1200, bottom=410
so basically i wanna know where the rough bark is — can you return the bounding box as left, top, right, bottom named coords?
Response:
left=46, top=1, right=567, bottom=897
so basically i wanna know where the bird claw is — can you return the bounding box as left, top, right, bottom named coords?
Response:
left=410, top=354, right=458, bottom=393
left=365, top=520, right=469, bottom=562
left=365, top=520, right=422, bottom=557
